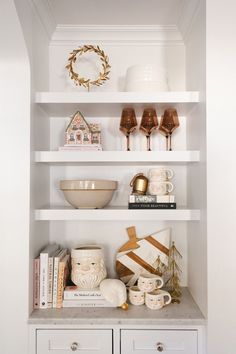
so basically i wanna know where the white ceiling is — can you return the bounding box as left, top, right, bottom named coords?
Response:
left=47, top=0, right=185, bottom=26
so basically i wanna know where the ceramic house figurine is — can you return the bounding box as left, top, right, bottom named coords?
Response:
left=65, top=111, right=101, bottom=146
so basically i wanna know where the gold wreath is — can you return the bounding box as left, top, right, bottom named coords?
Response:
left=66, top=45, right=111, bottom=91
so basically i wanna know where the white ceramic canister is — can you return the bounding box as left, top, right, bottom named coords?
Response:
left=71, top=245, right=107, bottom=289
left=125, top=64, right=169, bottom=92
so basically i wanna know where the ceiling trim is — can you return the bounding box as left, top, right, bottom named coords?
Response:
left=29, top=0, right=56, bottom=39
left=177, top=0, right=201, bottom=40
left=51, top=25, right=184, bottom=46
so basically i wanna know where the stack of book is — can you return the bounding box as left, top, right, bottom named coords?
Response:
left=33, top=243, right=70, bottom=309
left=128, top=194, right=176, bottom=209
left=59, top=144, right=102, bottom=151
left=62, top=286, right=115, bottom=308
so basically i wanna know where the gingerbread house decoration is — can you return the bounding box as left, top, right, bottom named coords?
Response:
left=65, top=111, right=101, bottom=146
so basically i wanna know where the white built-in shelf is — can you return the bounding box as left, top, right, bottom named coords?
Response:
left=34, top=150, right=200, bottom=164
left=35, top=91, right=200, bottom=116
left=29, top=288, right=205, bottom=325
left=34, top=206, right=200, bottom=221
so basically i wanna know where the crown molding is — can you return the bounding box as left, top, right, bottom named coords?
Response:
left=177, top=0, right=201, bottom=40
left=51, top=25, right=184, bottom=46
left=28, top=0, right=56, bottom=39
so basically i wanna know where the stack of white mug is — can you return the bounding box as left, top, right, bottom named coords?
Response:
left=148, top=166, right=174, bottom=199
left=128, top=273, right=171, bottom=310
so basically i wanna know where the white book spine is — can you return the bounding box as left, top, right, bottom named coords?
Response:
left=52, top=257, right=60, bottom=308
left=39, top=253, right=48, bottom=309
left=62, top=299, right=115, bottom=308
left=47, top=257, right=54, bottom=308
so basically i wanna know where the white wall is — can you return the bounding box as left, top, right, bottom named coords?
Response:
left=206, top=1, right=236, bottom=353
left=185, top=0, right=207, bottom=317
left=0, top=1, right=30, bottom=353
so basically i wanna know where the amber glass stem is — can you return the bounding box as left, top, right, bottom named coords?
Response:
left=165, top=135, right=169, bottom=151
left=146, top=134, right=151, bottom=151
left=169, top=133, right=172, bottom=151
left=126, top=134, right=130, bottom=151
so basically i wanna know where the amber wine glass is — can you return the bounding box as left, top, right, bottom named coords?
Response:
left=140, top=108, right=158, bottom=151
left=159, top=108, right=180, bottom=151
left=119, top=108, right=137, bottom=151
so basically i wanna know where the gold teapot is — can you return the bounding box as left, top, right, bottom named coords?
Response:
left=130, top=173, right=149, bottom=195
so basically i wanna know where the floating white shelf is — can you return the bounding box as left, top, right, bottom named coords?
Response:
left=34, top=150, right=200, bottom=164
left=36, top=91, right=199, bottom=104
left=35, top=91, right=200, bottom=116
left=34, top=207, right=200, bottom=221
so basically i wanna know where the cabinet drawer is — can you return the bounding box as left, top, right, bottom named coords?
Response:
left=37, top=329, right=112, bottom=354
left=121, top=329, right=198, bottom=354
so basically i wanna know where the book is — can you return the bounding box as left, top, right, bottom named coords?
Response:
left=33, top=257, right=40, bottom=309
left=52, top=248, right=68, bottom=308
left=62, top=299, right=116, bottom=308
left=47, top=248, right=62, bottom=308
left=64, top=286, right=104, bottom=300
left=129, top=194, right=175, bottom=203
left=56, top=254, right=70, bottom=309
left=39, top=243, right=60, bottom=309
left=128, top=202, right=176, bottom=209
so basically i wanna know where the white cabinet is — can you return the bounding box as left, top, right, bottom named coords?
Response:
left=37, top=329, right=112, bottom=354
left=121, top=329, right=198, bottom=354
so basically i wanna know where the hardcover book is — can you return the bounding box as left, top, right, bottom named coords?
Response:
left=39, top=243, right=60, bottom=309
left=64, top=286, right=104, bottom=300
left=62, top=299, right=115, bottom=308
left=33, top=257, right=40, bottom=309
left=52, top=248, right=68, bottom=308
left=56, top=254, right=70, bottom=309
left=129, top=194, right=175, bottom=203
left=128, top=202, right=176, bottom=209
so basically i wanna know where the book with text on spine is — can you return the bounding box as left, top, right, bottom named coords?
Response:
left=56, top=254, right=70, bottom=309
left=62, top=299, right=116, bottom=308
left=129, top=194, right=175, bottom=203
left=33, top=257, right=40, bottom=309
left=52, top=248, right=68, bottom=308
left=128, top=202, right=176, bottom=209
left=64, top=286, right=104, bottom=300
left=39, top=243, right=60, bottom=309
left=47, top=248, right=62, bottom=308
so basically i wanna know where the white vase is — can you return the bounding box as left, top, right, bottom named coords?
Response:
left=71, top=245, right=107, bottom=289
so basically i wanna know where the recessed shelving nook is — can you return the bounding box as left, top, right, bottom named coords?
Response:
left=28, top=1, right=207, bottom=353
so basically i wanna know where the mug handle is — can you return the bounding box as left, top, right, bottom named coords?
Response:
left=156, top=276, right=164, bottom=289
left=162, top=291, right=172, bottom=305
left=166, top=169, right=174, bottom=179
left=166, top=181, right=174, bottom=193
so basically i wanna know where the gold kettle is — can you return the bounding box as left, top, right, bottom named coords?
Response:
left=130, top=173, right=149, bottom=195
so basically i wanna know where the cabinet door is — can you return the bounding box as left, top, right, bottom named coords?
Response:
left=121, top=329, right=198, bottom=354
left=37, top=329, right=112, bottom=354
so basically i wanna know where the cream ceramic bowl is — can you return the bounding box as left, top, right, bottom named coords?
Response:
left=60, top=180, right=118, bottom=209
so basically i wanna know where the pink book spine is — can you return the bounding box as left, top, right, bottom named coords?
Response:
left=33, top=258, right=40, bottom=309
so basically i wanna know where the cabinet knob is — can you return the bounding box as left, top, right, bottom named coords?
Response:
left=157, top=342, right=164, bottom=352
left=70, top=342, right=79, bottom=351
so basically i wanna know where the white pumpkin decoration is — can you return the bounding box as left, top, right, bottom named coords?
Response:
left=99, top=279, right=128, bottom=309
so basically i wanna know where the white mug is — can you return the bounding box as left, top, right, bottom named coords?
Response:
left=145, top=289, right=172, bottom=310
left=137, top=273, right=164, bottom=293
left=148, top=181, right=174, bottom=196
left=128, top=286, right=145, bottom=306
left=148, top=167, right=174, bottom=181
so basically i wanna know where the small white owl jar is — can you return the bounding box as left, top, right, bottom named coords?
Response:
left=71, top=245, right=107, bottom=289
